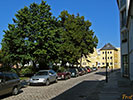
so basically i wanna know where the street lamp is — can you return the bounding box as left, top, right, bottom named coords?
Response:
left=105, top=51, right=108, bottom=83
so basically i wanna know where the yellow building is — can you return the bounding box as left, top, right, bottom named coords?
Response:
left=80, top=43, right=120, bottom=69
left=100, top=43, right=120, bottom=69
left=80, top=48, right=100, bottom=67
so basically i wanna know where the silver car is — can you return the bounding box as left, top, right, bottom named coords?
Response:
left=29, top=70, right=58, bottom=86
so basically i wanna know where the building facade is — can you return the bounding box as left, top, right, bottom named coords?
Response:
left=117, top=0, right=133, bottom=80
left=100, top=43, right=121, bottom=70
left=80, top=43, right=120, bottom=70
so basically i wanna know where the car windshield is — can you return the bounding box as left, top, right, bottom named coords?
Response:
left=69, top=68, right=76, bottom=72
left=35, top=71, right=48, bottom=76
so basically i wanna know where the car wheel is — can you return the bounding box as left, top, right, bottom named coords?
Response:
left=55, top=78, right=58, bottom=83
left=12, top=87, right=19, bottom=95
left=64, top=76, right=67, bottom=80
left=46, top=79, right=50, bottom=86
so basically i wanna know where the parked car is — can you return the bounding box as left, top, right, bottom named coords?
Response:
left=77, top=67, right=85, bottom=76
left=92, top=67, right=98, bottom=71
left=57, top=70, right=71, bottom=80
left=85, top=66, right=92, bottom=73
left=82, top=67, right=88, bottom=74
left=0, top=72, right=21, bottom=96
left=29, top=70, right=58, bottom=86
left=69, top=67, right=79, bottom=77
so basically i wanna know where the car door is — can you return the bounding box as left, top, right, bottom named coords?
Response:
left=4, top=73, right=14, bottom=93
left=0, top=73, right=13, bottom=96
left=52, top=70, right=57, bottom=80
left=0, top=73, right=6, bottom=96
left=49, top=71, right=55, bottom=82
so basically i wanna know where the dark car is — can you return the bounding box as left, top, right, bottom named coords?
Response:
left=69, top=67, right=79, bottom=77
left=57, top=70, right=71, bottom=80
left=92, top=67, right=98, bottom=71
left=0, top=72, right=21, bottom=96
left=77, top=67, right=85, bottom=76
left=82, top=67, right=88, bottom=74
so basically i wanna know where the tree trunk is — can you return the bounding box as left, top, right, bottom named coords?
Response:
left=16, top=63, right=20, bottom=76
left=80, top=54, right=83, bottom=67
left=33, top=61, right=38, bottom=72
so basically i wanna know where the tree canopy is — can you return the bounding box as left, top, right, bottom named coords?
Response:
left=58, top=11, right=98, bottom=66
left=1, top=1, right=98, bottom=73
left=1, top=1, right=61, bottom=70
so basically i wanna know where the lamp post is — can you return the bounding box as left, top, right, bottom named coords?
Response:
left=105, top=51, right=108, bottom=83
left=111, top=58, right=113, bottom=72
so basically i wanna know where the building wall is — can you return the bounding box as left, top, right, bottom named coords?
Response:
left=80, top=48, right=120, bottom=69
left=117, top=0, right=133, bottom=80
left=129, top=51, right=133, bottom=80
left=129, top=15, right=133, bottom=80
left=87, top=48, right=100, bottom=67
left=100, top=49, right=120, bottom=69
left=80, top=48, right=99, bottom=67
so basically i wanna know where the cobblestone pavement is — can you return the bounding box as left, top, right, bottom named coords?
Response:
left=1, top=69, right=106, bottom=100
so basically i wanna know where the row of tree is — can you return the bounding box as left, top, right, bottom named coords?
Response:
left=0, top=1, right=98, bottom=74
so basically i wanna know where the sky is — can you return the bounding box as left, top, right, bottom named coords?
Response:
left=0, top=0, right=120, bottom=49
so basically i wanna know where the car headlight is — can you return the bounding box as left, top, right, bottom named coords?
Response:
left=62, top=75, right=64, bottom=78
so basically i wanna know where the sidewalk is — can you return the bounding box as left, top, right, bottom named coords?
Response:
left=99, top=69, right=133, bottom=100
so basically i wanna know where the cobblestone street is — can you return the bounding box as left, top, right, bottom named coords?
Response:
left=1, top=69, right=106, bottom=100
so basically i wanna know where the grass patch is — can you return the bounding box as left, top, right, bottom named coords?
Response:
left=20, top=77, right=30, bottom=80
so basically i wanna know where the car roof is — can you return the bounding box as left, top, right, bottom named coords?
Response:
left=38, top=70, right=53, bottom=72
left=0, top=72, right=15, bottom=74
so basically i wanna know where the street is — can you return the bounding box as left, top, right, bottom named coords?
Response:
left=1, top=69, right=106, bottom=100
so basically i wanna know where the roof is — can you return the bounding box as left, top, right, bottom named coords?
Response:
left=100, top=43, right=118, bottom=51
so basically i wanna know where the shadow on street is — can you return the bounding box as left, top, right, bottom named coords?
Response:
left=51, top=80, right=105, bottom=100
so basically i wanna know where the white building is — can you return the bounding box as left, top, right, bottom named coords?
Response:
left=117, top=0, right=133, bottom=81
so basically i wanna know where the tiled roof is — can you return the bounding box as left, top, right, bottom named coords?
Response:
left=100, top=43, right=118, bottom=51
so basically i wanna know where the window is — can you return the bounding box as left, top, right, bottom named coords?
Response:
left=121, top=10, right=126, bottom=28
left=110, top=62, right=113, bottom=65
left=49, top=71, right=54, bottom=74
left=103, top=57, right=104, bottom=59
left=108, top=57, right=109, bottom=59
left=51, top=70, right=55, bottom=74
left=110, top=57, right=112, bottom=59
left=110, top=52, right=112, bottom=54
left=121, top=32, right=127, bottom=43
left=102, top=52, right=104, bottom=54
left=12, top=73, right=19, bottom=79
left=82, top=62, right=86, bottom=65
left=4, top=74, right=12, bottom=81
left=120, top=0, right=126, bottom=8
left=123, top=55, right=129, bottom=76
left=108, top=52, right=109, bottom=54
left=102, top=63, right=104, bottom=65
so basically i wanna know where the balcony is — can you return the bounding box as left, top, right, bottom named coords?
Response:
left=122, top=38, right=127, bottom=43
left=120, top=0, right=126, bottom=8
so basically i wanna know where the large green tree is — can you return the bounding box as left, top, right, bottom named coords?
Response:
left=1, top=1, right=61, bottom=72
left=58, top=11, right=98, bottom=66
